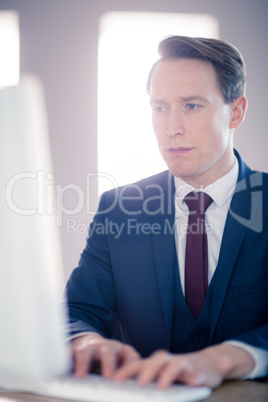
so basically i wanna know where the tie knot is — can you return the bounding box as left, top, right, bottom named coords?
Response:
left=184, top=191, right=213, bottom=213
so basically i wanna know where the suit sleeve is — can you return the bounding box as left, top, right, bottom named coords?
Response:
left=65, top=192, right=118, bottom=339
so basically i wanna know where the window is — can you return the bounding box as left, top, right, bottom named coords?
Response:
left=98, top=12, right=219, bottom=195
left=0, top=11, right=19, bottom=88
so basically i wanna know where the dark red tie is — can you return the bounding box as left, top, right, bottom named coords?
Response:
left=184, top=191, right=213, bottom=319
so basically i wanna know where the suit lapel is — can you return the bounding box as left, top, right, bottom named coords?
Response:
left=209, top=153, right=255, bottom=340
left=150, top=171, right=176, bottom=347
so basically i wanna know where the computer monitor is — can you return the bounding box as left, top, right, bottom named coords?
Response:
left=0, top=75, right=70, bottom=381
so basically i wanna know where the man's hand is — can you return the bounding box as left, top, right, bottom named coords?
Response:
left=114, top=344, right=255, bottom=388
left=71, top=333, right=140, bottom=379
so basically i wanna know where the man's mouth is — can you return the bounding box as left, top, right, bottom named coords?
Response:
left=167, top=147, right=193, bottom=155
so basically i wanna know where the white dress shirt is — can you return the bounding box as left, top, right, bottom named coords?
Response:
left=174, top=157, right=268, bottom=379
left=174, top=158, right=239, bottom=294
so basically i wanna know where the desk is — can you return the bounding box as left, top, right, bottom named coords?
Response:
left=0, top=381, right=267, bottom=402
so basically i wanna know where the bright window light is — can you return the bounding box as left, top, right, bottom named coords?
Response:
left=0, top=11, right=20, bottom=88
left=98, top=12, right=219, bottom=195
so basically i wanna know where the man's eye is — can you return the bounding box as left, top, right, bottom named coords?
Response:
left=154, top=106, right=167, bottom=113
left=186, top=103, right=198, bottom=110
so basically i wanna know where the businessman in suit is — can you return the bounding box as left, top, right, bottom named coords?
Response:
left=66, top=36, right=268, bottom=388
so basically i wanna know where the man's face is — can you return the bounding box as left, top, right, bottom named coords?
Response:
left=150, top=58, right=235, bottom=187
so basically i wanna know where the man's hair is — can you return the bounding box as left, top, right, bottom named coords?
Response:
left=146, top=36, right=246, bottom=104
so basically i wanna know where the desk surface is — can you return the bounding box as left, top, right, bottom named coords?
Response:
left=0, top=380, right=267, bottom=402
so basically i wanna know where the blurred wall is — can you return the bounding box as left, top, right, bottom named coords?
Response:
left=0, top=0, right=267, bottom=279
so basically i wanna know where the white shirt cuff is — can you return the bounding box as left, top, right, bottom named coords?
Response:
left=225, top=340, right=268, bottom=379
left=66, top=331, right=97, bottom=342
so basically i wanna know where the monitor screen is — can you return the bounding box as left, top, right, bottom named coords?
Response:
left=0, top=76, right=70, bottom=381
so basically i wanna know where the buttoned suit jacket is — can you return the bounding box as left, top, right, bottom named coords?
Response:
left=66, top=150, right=268, bottom=359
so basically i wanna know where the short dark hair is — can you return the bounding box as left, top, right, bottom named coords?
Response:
left=146, top=36, right=246, bottom=104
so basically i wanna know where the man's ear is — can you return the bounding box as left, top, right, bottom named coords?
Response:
left=229, top=96, right=248, bottom=129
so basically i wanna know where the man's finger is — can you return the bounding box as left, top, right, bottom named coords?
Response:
left=113, top=358, right=142, bottom=381
left=136, top=351, right=172, bottom=385
left=99, top=343, right=117, bottom=378
left=117, top=344, right=141, bottom=366
left=156, top=357, right=188, bottom=389
left=114, top=350, right=170, bottom=383
left=72, top=343, right=94, bottom=378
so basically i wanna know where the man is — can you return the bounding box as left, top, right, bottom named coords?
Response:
left=66, top=36, right=268, bottom=388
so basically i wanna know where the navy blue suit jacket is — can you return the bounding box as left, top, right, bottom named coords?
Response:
left=66, top=151, right=268, bottom=359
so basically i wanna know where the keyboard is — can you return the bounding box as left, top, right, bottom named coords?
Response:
left=29, top=374, right=212, bottom=402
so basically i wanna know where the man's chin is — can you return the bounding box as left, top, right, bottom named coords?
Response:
left=167, top=165, right=194, bottom=180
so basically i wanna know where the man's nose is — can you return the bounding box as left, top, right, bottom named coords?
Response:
left=166, top=110, right=184, bottom=137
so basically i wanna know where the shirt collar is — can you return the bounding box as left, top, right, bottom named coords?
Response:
left=174, top=157, right=239, bottom=209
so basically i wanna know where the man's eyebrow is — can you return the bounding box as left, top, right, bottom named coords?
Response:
left=180, top=95, right=211, bottom=103
left=150, top=99, right=168, bottom=104
left=150, top=95, right=211, bottom=104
